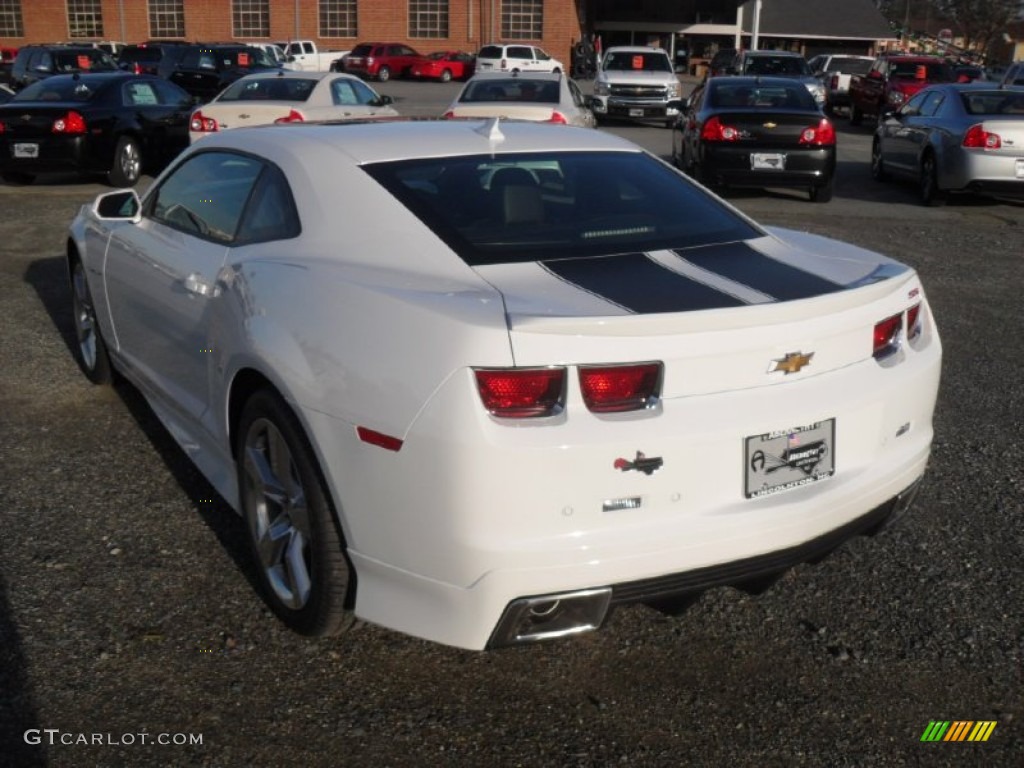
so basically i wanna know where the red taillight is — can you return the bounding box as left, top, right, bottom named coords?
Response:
left=907, top=303, right=922, bottom=341
left=274, top=109, right=304, bottom=123
left=548, top=111, right=568, bottom=124
left=799, top=118, right=836, bottom=146
left=578, top=363, right=662, bottom=413
left=52, top=111, right=86, bottom=134
left=962, top=123, right=1001, bottom=149
left=474, top=368, right=565, bottom=418
left=189, top=110, right=218, bottom=132
left=356, top=426, right=403, bottom=452
left=701, top=115, right=740, bottom=142
left=873, top=313, right=903, bottom=359
left=133, top=62, right=143, bottom=75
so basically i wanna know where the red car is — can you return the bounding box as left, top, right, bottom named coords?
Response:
left=340, top=43, right=422, bottom=82
left=410, top=51, right=475, bottom=82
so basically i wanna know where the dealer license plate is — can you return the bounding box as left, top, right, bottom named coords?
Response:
left=744, top=419, right=835, bottom=499
left=13, top=143, right=39, bottom=159
left=1015, top=158, right=1024, bottom=179
left=629, top=108, right=645, bottom=117
left=751, top=153, right=785, bottom=170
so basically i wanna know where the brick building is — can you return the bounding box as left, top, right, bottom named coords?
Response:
left=0, top=0, right=586, bottom=71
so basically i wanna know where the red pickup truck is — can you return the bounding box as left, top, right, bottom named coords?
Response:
left=848, top=55, right=955, bottom=125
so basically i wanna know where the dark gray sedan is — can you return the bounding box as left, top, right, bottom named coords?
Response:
left=871, top=83, right=1024, bottom=205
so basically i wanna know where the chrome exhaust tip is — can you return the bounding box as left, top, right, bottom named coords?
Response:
left=488, top=588, right=612, bottom=648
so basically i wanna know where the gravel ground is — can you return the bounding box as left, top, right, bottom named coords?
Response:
left=0, top=177, right=1021, bottom=768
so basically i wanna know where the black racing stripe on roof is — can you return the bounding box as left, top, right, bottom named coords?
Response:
left=675, top=242, right=844, bottom=301
left=542, top=253, right=747, bottom=314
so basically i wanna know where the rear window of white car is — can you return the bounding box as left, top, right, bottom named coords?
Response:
left=460, top=78, right=559, bottom=103
left=363, top=151, right=760, bottom=266
left=219, top=76, right=317, bottom=102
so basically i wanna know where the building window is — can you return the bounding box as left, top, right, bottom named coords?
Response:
left=319, top=0, right=357, bottom=37
left=67, top=0, right=103, bottom=38
left=409, top=0, right=448, bottom=38
left=0, top=0, right=23, bottom=37
left=149, top=0, right=185, bottom=38
left=232, top=0, right=269, bottom=38
left=501, top=0, right=543, bottom=40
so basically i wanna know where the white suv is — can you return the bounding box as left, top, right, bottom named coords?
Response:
left=475, top=44, right=564, bottom=74
left=591, top=46, right=681, bottom=128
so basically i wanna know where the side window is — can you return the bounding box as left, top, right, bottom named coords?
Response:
left=900, top=91, right=928, bottom=116
left=508, top=46, right=532, bottom=60
left=199, top=52, right=216, bottom=70
left=150, top=152, right=263, bottom=244
left=152, top=79, right=192, bottom=107
left=331, top=78, right=359, bottom=105
left=236, top=164, right=301, bottom=244
left=568, top=79, right=584, bottom=107
left=303, top=42, right=314, bottom=54
left=124, top=81, right=159, bottom=106
left=350, top=79, right=379, bottom=104
left=919, top=91, right=944, bottom=117
left=179, top=49, right=201, bottom=68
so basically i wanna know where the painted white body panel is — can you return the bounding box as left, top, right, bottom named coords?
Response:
left=67, top=120, right=942, bottom=650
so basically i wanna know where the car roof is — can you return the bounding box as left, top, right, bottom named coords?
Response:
left=706, top=75, right=810, bottom=86
left=190, top=118, right=635, bottom=166
left=466, top=71, right=563, bottom=81
left=232, top=70, right=358, bottom=82
left=741, top=50, right=804, bottom=57
left=605, top=46, right=669, bottom=54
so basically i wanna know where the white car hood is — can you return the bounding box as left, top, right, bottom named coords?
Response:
left=599, top=69, right=677, bottom=86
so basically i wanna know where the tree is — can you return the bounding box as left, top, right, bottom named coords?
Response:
left=930, top=0, right=1020, bottom=53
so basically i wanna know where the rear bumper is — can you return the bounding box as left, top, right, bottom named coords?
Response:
left=942, top=151, right=1024, bottom=199
left=0, top=135, right=109, bottom=176
left=701, top=145, right=835, bottom=189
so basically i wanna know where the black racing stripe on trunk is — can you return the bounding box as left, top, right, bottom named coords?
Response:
left=542, top=253, right=747, bottom=314
left=676, top=242, right=844, bottom=301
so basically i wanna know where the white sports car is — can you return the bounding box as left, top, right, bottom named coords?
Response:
left=67, top=119, right=941, bottom=650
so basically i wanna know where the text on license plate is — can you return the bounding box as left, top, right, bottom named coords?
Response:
left=13, top=143, right=39, bottom=159
left=1016, top=158, right=1024, bottom=179
left=744, top=419, right=835, bottom=498
left=751, top=153, right=785, bottom=170
left=629, top=108, right=645, bottom=117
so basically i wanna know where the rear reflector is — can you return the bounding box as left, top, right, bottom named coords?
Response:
left=356, top=426, right=403, bottom=452
left=578, top=362, right=662, bottom=413
left=475, top=368, right=565, bottom=418
left=873, top=313, right=902, bottom=359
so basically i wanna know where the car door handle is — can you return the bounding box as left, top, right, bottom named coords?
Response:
left=184, top=272, right=219, bottom=297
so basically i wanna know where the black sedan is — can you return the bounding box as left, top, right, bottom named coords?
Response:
left=671, top=76, right=837, bottom=202
left=0, top=73, right=193, bottom=186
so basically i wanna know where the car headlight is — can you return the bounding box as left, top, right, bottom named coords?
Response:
left=888, top=91, right=907, bottom=106
left=594, top=80, right=610, bottom=96
left=667, top=83, right=680, bottom=99
left=806, top=83, right=825, bottom=103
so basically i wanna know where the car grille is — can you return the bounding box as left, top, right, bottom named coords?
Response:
left=609, top=84, right=668, bottom=98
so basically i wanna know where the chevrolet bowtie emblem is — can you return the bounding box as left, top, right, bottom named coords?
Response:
left=769, top=351, right=814, bottom=374
left=763, top=121, right=777, bottom=129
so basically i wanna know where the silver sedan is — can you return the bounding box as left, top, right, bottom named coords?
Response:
left=871, top=83, right=1024, bottom=205
left=444, top=71, right=596, bottom=127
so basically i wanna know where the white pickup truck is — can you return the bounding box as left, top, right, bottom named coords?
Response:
left=808, top=54, right=873, bottom=115
left=590, top=46, right=682, bottom=128
left=280, top=40, right=350, bottom=72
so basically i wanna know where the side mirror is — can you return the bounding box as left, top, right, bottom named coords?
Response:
left=377, top=94, right=394, bottom=105
left=93, top=189, right=141, bottom=220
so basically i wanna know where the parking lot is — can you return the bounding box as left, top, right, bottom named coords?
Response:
left=1, top=79, right=1022, bottom=766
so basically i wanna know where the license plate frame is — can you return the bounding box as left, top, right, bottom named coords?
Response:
left=751, top=152, right=786, bottom=170
left=12, top=143, right=39, bottom=159
left=628, top=107, right=645, bottom=117
left=744, top=419, right=835, bottom=499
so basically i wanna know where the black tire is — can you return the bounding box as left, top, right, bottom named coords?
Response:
left=2, top=171, right=35, bottom=185
left=70, top=258, right=114, bottom=384
left=871, top=140, right=888, bottom=182
left=919, top=152, right=946, bottom=207
left=552, top=67, right=561, bottom=74
left=849, top=103, right=862, bottom=126
left=377, top=66, right=391, bottom=82
left=439, top=68, right=452, bottom=83
left=809, top=177, right=834, bottom=203
left=108, top=135, right=141, bottom=187
left=236, top=389, right=356, bottom=636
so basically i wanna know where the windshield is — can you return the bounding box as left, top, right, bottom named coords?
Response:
left=459, top=78, right=559, bottom=103
left=742, top=56, right=811, bottom=76
left=219, top=76, right=316, bottom=101
left=14, top=77, right=104, bottom=102
left=891, top=61, right=954, bottom=81
left=603, top=51, right=672, bottom=72
left=960, top=90, right=1024, bottom=115
left=828, top=57, right=871, bottom=75
left=362, top=151, right=760, bottom=266
left=52, top=50, right=118, bottom=72
left=709, top=82, right=818, bottom=110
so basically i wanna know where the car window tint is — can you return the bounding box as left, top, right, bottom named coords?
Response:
left=918, top=91, right=944, bottom=117
left=236, top=164, right=301, bottom=244
left=349, top=79, right=380, bottom=104
left=14, top=78, right=98, bottom=102
left=363, top=151, right=760, bottom=266
left=331, top=78, right=362, bottom=105
left=151, top=78, right=192, bottom=106
left=901, top=91, right=929, bottom=116
left=150, top=152, right=263, bottom=244
left=124, top=81, right=159, bottom=106
left=508, top=47, right=533, bottom=59
left=962, top=90, right=1024, bottom=115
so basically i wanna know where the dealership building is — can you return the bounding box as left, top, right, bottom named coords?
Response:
left=0, top=0, right=892, bottom=76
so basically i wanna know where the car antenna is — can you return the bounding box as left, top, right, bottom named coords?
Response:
left=474, top=116, right=505, bottom=146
